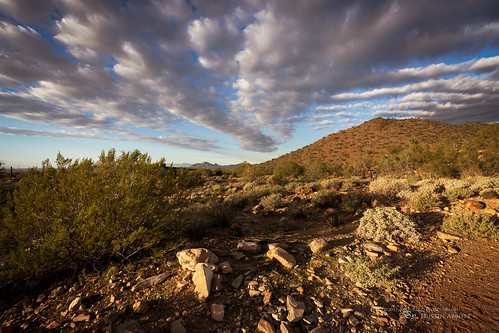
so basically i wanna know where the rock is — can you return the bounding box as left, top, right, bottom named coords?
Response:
left=465, top=200, right=485, bottom=210
left=232, top=274, right=244, bottom=289
left=262, top=291, right=272, bottom=305
left=211, top=248, right=231, bottom=257
left=46, top=321, right=60, bottom=329
left=73, top=313, right=91, bottom=322
left=349, top=315, right=360, bottom=326
left=249, top=290, right=261, bottom=297
left=104, top=312, right=120, bottom=325
left=132, top=301, right=148, bottom=314
left=231, top=251, right=247, bottom=260
left=257, top=318, right=276, bottom=333
left=237, top=240, right=261, bottom=253
left=303, top=314, right=318, bottom=325
left=268, top=243, right=289, bottom=250
left=218, top=261, right=233, bottom=274
left=437, top=231, right=461, bottom=241
left=49, top=286, right=65, bottom=299
left=131, top=273, right=169, bottom=292
left=481, top=189, right=498, bottom=199
left=176, top=248, right=219, bottom=271
left=386, top=244, right=401, bottom=252
left=170, top=320, right=187, bottom=333
left=365, top=250, right=379, bottom=259
left=448, top=246, right=460, bottom=254
left=192, top=263, right=214, bottom=302
left=286, top=295, right=306, bottom=323
left=68, top=297, right=82, bottom=312
left=280, top=321, right=293, bottom=333
left=362, top=242, right=384, bottom=253
left=309, top=238, right=329, bottom=254
left=338, top=257, right=348, bottom=264
left=310, top=327, right=328, bottom=333
left=117, top=320, right=145, bottom=333
left=267, top=247, right=296, bottom=269
left=400, top=207, right=411, bottom=214
left=212, top=274, right=223, bottom=292
left=211, top=303, right=225, bottom=322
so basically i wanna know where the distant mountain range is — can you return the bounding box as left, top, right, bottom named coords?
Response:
left=261, top=117, right=490, bottom=168
left=188, top=162, right=238, bottom=169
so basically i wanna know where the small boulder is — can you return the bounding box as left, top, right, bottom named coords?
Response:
left=309, top=238, right=329, bottom=254
left=231, top=274, right=244, bottom=289
left=177, top=248, right=219, bottom=271
left=267, top=247, right=296, bottom=269
left=218, top=261, right=233, bottom=274
left=237, top=240, right=261, bottom=253
left=437, top=231, right=461, bottom=241
left=481, top=189, right=498, bottom=199
left=192, top=263, right=214, bottom=302
left=132, top=301, right=149, bottom=314
left=68, top=297, right=82, bottom=312
left=257, top=318, right=276, bottom=333
left=231, top=251, right=246, bottom=260
left=131, top=273, right=169, bottom=292
left=286, top=295, right=306, bottom=323
left=211, top=303, right=225, bottom=322
left=465, top=200, right=485, bottom=210
left=280, top=321, right=293, bottom=333
left=362, top=242, right=384, bottom=253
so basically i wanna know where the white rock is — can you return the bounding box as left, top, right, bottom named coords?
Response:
left=309, top=238, right=329, bottom=254
left=237, top=240, right=261, bottom=253
left=267, top=247, right=296, bottom=269
left=192, top=263, right=214, bottom=302
left=68, top=297, right=82, bottom=312
left=176, top=248, right=219, bottom=271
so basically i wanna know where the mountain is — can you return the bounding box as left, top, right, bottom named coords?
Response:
left=189, top=162, right=238, bottom=169
left=262, top=117, right=489, bottom=168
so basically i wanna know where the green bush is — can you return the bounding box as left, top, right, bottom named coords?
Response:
left=272, top=161, right=303, bottom=184
left=286, top=200, right=308, bottom=219
left=342, top=191, right=366, bottom=213
left=409, top=194, right=443, bottom=211
left=182, top=199, right=235, bottom=239
left=0, top=150, right=193, bottom=283
left=343, top=255, right=400, bottom=289
left=357, top=207, right=420, bottom=244
left=442, top=212, right=498, bottom=240
left=259, top=193, right=283, bottom=213
left=444, top=187, right=474, bottom=202
left=311, top=190, right=341, bottom=208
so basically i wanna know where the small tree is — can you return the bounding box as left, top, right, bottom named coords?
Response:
left=273, top=160, right=303, bottom=184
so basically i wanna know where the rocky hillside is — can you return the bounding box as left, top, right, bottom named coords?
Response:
left=262, top=118, right=488, bottom=168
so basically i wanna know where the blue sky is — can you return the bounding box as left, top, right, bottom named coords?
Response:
left=1, top=0, right=498, bottom=168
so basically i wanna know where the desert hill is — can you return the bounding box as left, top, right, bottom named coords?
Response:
left=262, top=117, right=489, bottom=168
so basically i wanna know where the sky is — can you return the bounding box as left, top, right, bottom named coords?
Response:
left=0, top=0, right=498, bottom=168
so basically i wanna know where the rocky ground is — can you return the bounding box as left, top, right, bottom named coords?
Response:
left=1, top=196, right=498, bottom=333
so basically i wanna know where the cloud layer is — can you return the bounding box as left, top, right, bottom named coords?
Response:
left=0, top=0, right=498, bottom=153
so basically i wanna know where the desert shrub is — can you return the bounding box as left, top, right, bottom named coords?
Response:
left=273, top=161, right=304, bottom=184
left=468, top=177, right=499, bottom=194
left=284, top=181, right=303, bottom=194
left=286, top=200, right=308, bottom=219
left=343, top=255, right=400, bottom=289
left=182, top=199, right=235, bottom=239
left=224, top=185, right=273, bottom=209
left=342, top=191, right=367, bottom=213
left=444, top=187, right=474, bottom=202
left=369, top=177, right=411, bottom=201
left=340, top=177, right=369, bottom=192
left=304, top=159, right=330, bottom=181
left=311, top=190, right=341, bottom=208
left=0, top=150, right=193, bottom=283
left=442, top=212, right=498, bottom=240
left=408, top=194, right=443, bottom=211
left=260, top=193, right=283, bottom=213
left=415, top=180, right=445, bottom=195
left=319, top=178, right=342, bottom=191
left=357, top=207, right=420, bottom=244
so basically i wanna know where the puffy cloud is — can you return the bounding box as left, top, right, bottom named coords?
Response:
left=0, top=0, right=498, bottom=155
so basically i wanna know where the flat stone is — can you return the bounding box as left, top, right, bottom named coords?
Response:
left=267, top=247, right=296, bottom=269
left=448, top=246, right=460, bottom=254
left=211, top=303, right=225, bottom=322
left=231, top=274, right=244, bottom=289
left=386, top=244, right=401, bottom=252
left=309, top=238, right=329, bottom=254
left=465, top=200, right=485, bottom=210
left=349, top=315, right=360, bottom=326
left=169, top=320, right=187, bottom=333
left=231, top=251, right=246, bottom=260
left=286, top=295, right=306, bottom=323
left=68, top=297, right=82, bottom=312
left=362, top=242, right=384, bottom=253
left=72, top=313, right=90, bottom=322
left=268, top=243, right=289, bottom=250
left=210, top=248, right=231, bottom=257
left=365, top=250, right=379, bottom=259
left=116, top=320, right=144, bottom=333
left=237, top=240, right=261, bottom=253
left=437, top=231, right=461, bottom=241
left=257, top=318, right=276, bottom=333
left=218, top=261, right=233, bottom=274
left=177, top=248, right=219, bottom=271
left=131, top=273, right=169, bottom=292
left=192, top=263, right=214, bottom=302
